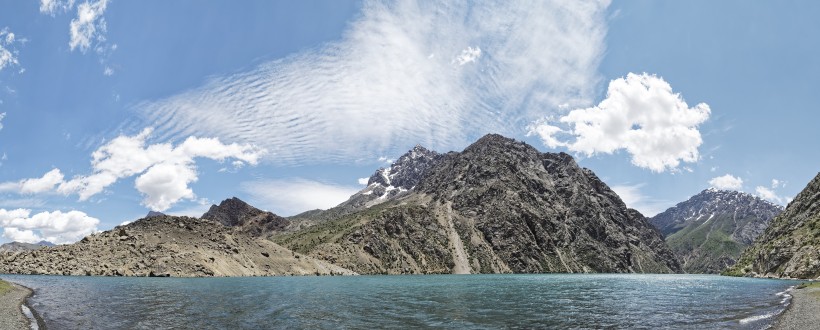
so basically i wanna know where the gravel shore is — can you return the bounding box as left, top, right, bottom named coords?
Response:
left=0, top=279, right=33, bottom=330
left=774, top=284, right=820, bottom=330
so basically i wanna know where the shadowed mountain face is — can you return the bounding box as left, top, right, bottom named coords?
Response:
left=202, top=197, right=290, bottom=236
left=650, top=189, right=783, bottom=274
left=276, top=134, right=681, bottom=275
left=727, top=173, right=820, bottom=279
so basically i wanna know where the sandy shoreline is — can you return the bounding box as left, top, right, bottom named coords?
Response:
left=0, top=278, right=37, bottom=330
left=774, top=284, right=820, bottom=330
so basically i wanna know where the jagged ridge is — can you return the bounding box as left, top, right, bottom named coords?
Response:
left=276, top=134, right=681, bottom=275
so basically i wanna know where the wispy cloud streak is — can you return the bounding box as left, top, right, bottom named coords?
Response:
left=138, top=0, right=609, bottom=164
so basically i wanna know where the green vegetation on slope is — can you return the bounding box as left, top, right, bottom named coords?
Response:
left=665, top=214, right=753, bottom=273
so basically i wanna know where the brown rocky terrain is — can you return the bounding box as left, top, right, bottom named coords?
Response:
left=275, top=134, right=681, bottom=275
left=0, top=215, right=354, bottom=277
left=202, top=197, right=291, bottom=236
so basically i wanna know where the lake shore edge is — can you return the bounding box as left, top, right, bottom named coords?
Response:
left=774, top=284, right=820, bottom=330
left=0, top=278, right=44, bottom=330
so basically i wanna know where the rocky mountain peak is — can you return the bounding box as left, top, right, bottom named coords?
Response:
left=201, top=197, right=290, bottom=236
left=366, top=145, right=440, bottom=189
left=651, top=189, right=784, bottom=238
left=202, top=197, right=262, bottom=227
left=650, top=188, right=784, bottom=274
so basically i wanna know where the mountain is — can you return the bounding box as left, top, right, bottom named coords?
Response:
left=649, top=189, right=783, bottom=274
left=0, top=215, right=354, bottom=277
left=202, top=197, right=290, bottom=236
left=0, top=240, right=54, bottom=252
left=275, top=134, right=681, bottom=275
left=726, top=173, right=820, bottom=279
left=146, top=211, right=166, bottom=218
left=287, top=145, right=441, bottom=229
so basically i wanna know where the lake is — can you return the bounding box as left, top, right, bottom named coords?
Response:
left=1, top=274, right=795, bottom=329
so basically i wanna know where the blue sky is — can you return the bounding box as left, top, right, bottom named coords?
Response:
left=0, top=0, right=818, bottom=244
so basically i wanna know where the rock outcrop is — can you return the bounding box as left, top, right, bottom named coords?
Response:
left=0, top=215, right=354, bottom=277
left=726, top=173, right=820, bottom=279
left=275, top=134, right=681, bottom=275
left=649, top=189, right=782, bottom=274
left=202, top=197, right=290, bottom=237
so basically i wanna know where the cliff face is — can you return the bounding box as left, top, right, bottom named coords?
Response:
left=0, top=215, right=354, bottom=277
left=276, top=134, right=681, bottom=275
left=650, top=189, right=782, bottom=274
left=726, top=173, right=820, bottom=279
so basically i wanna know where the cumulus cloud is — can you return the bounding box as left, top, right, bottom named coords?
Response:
left=20, top=169, right=65, bottom=194
left=0, top=208, right=99, bottom=244
left=137, top=0, right=608, bottom=165
left=611, top=183, right=670, bottom=217
left=1, top=129, right=264, bottom=211
left=241, top=178, right=360, bottom=216
left=531, top=73, right=711, bottom=172
left=709, top=174, right=743, bottom=191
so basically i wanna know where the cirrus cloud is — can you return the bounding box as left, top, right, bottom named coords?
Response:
left=137, top=0, right=609, bottom=165
left=531, top=73, right=711, bottom=172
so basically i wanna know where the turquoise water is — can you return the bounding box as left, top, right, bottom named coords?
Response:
left=2, top=274, right=795, bottom=329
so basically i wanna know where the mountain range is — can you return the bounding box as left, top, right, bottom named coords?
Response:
left=649, top=189, right=783, bottom=274
left=3, top=134, right=818, bottom=279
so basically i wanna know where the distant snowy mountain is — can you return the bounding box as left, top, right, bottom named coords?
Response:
left=650, top=189, right=783, bottom=273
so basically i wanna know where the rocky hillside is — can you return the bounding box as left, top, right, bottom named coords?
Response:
left=0, top=215, right=354, bottom=277
left=0, top=240, right=54, bottom=252
left=202, top=197, right=291, bottom=236
left=275, top=134, right=681, bottom=275
left=649, top=189, right=782, bottom=274
left=288, top=145, right=441, bottom=229
left=726, top=173, right=820, bottom=279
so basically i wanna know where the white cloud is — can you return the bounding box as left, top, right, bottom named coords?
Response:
left=531, top=73, right=711, bottom=172
left=610, top=183, right=670, bottom=217
left=137, top=0, right=608, bottom=165
left=708, top=174, right=743, bottom=191
left=20, top=168, right=65, bottom=194
left=2, top=128, right=264, bottom=211
left=454, top=46, right=481, bottom=65
left=755, top=178, right=790, bottom=205
left=242, top=178, right=360, bottom=216
left=0, top=208, right=99, bottom=244
left=68, top=0, right=109, bottom=52
left=39, top=0, right=75, bottom=15
left=103, top=66, right=114, bottom=76
left=0, top=28, right=21, bottom=72
left=0, top=112, right=5, bottom=131
left=358, top=177, right=369, bottom=185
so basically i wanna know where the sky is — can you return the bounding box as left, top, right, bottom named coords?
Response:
left=0, top=0, right=818, bottom=244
